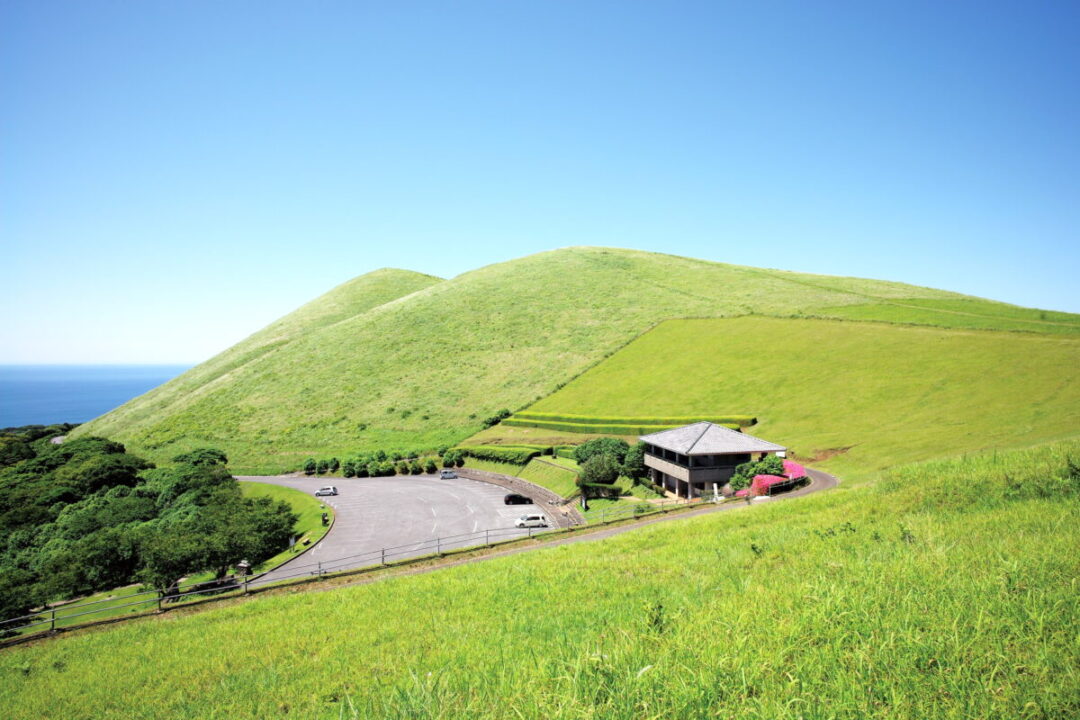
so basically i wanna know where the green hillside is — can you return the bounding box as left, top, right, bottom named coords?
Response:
left=3, top=440, right=1077, bottom=719
left=485, top=317, right=1080, bottom=481
left=72, top=248, right=1080, bottom=472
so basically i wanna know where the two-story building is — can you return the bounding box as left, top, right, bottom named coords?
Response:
left=641, top=421, right=786, bottom=499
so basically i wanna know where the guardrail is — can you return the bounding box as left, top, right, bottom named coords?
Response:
left=0, top=497, right=712, bottom=646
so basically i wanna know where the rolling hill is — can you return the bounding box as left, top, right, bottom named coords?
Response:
left=72, top=247, right=1080, bottom=472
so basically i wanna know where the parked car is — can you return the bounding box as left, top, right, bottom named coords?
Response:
left=515, top=513, right=548, bottom=528
left=504, top=493, right=533, bottom=505
left=314, top=486, right=338, bottom=497
left=439, top=469, right=458, bottom=479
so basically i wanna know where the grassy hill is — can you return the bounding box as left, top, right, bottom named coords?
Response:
left=471, top=317, right=1080, bottom=482
left=71, top=248, right=1080, bottom=473
left=2, top=440, right=1077, bottom=719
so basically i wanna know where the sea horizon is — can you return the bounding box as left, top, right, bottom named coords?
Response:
left=0, top=364, right=192, bottom=428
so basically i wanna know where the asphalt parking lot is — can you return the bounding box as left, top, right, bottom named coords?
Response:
left=236, top=474, right=544, bottom=585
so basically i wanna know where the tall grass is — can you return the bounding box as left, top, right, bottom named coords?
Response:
left=2, top=441, right=1076, bottom=719
left=71, top=247, right=1078, bottom=472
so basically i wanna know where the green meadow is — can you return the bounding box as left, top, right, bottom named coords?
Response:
left=2, top=441, right=1076, bottom=719
left=71, top=247, right=1079, bottom=472
left=517, top=316, right=1080, bottom=482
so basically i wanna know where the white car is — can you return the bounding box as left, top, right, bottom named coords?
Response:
left=439, top=469, right=458, bottom=479
left=314, top=486, right=338, bottom=497
left=515, top=513, right=548, bottom=528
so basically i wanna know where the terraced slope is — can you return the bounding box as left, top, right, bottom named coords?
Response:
left=492, top=317, right=1080, bottom=481
left=72, top=248, right=1080, bottom=472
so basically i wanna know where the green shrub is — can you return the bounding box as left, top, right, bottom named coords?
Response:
left=622, top=441, right=646, bottom=482
left=342, top=461, right=356, bottom=478
left=481, top=409, right=512, bottom=428
left=395, top=461, right=409, bottom=475
left=578, top=482, right=622, bottom=499
left=303, top=458, right=316, bottom=476
left=456, top=446, right=540, bottom=465
left=316, top=460, right=329, bottom=475
left=423, top=458, right=437, bottom=474
left=573, top=438, right=630, bottom=465
left=579, top=454, right=619, bottom=486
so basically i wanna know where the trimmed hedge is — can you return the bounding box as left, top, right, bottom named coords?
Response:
left=579, top=482, right=623, bottom=499
left=455, top=446, right=540, bottom=465
left=502, top=418, right=740, bottom=435
left=512, top=411, right=756, bottom=427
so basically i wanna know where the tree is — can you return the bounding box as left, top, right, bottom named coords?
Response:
left=342, top=461, right=356, bottom=478
left=424, top=458, right=437, bottom=474
left=303, top=458, right=316, bottom=476
left=579, top=454, right=619, bottom=486
left=573, top=438, right=630, bottom=466
left=316, top=460, right=329, bottom=475
left=328, top=458, right=340, bottom=473
left=0, top=437, right=34, bottom=468
left=622, top=442, right=646, bottom=483
left=172, top=448, right=228, bottom=466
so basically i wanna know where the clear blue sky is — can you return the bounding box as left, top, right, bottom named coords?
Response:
left=2, top=1, right=1078, bottom=363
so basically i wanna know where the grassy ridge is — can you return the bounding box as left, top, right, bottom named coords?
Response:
left=515, top=316, right=1080, bottom=481
left=70, top=247, right=1079, bottom=472
left=2, top=441, right=1076, bottom=719
left=517, top=456, right=580, bottom=498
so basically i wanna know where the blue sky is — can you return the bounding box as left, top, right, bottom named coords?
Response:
left=2, top=1, right=1078, bottom=363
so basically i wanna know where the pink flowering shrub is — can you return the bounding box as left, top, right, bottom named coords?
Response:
left=782, top=460, right=807, bottom=480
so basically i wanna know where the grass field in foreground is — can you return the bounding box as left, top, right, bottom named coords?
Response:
left=72, top=247, right=1080, bottom=472
left=511, top=316, right=1080, bottom=482
left=1, top=440, right=1076, bottom=719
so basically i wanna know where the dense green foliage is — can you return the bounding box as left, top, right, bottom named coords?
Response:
left=572, top=437, right=630, bottom=466
left=577, top=454, right=620, bottom=487
left=0, top=440, right=296, bottom=621
left=71, top=248, right=1080, bottom=472
left=2, top=441, right=1076, bottom=718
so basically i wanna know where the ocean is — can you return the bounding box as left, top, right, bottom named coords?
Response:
left=0, top=365, right=191, bottom=428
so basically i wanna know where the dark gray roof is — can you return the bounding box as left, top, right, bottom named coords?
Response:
left=640, top=421, right=785, bottom=455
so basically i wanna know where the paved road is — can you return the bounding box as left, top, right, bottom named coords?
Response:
left=237, top=474, right=545, bottom=585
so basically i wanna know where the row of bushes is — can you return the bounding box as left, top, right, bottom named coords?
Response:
left=512, top=411, right=757, bottom=427
left=502, top=418, right=739, bottom=435
left=455, top=446, right=542, bottom=465
left=303, top=449, right=465, bottom=477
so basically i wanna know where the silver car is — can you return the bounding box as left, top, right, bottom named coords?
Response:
left=314, top=486, right=338, bottom=497
left=515, top=513, right=548, bottom=528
